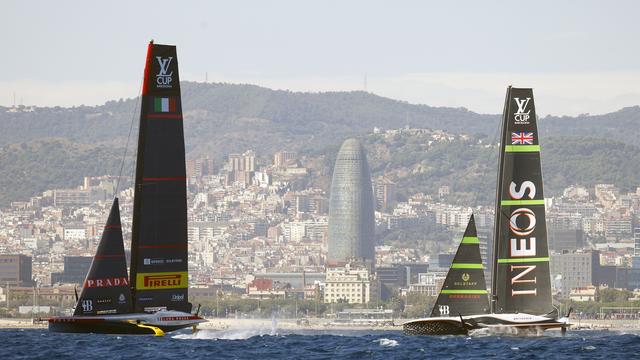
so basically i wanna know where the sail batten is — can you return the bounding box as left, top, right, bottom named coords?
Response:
left=491, top=87, right=552, bottom=315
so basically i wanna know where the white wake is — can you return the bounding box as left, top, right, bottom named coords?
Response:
left=173, top=319, right=278, bottom=340
left=376, top=338, right=399, bottom=347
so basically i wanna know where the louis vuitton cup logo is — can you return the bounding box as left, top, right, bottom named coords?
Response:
left=156, top=56, right=174, bottom=88
left=513, top=97, right=531, bottom=124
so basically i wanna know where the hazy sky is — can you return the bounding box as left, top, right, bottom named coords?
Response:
left=2, top=0, right=639, bottom=115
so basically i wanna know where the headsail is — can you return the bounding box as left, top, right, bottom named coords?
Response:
left=431, top=214, right=489, bottom=317
left=491, top=87, right=552, bottom=315
left=130, top=42, right=191, bottom=313
left=74, top=198, right=132, bottom=316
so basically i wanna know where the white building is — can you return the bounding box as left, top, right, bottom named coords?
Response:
left=63, top=227, right=86, bottom=241
left=324, top=264, right=379, bottom=304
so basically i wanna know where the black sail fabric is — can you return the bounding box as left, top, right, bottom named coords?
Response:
left=491, top=87, right=552, bottom=315
left=129, top=42, right=191, bottom=313
left=74, top=198, right=132, bottom=316
left=431, top=214, right=489, bottom=317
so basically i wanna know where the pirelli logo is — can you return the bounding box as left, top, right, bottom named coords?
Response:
left=136, top=271, right=188, bottom=290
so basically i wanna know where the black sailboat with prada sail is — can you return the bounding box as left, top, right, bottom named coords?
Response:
left=403, top=87, right=569, bottom=335
left=48, top=42, right=205, bottom=335
left=403, top=214, right=490, bottom=335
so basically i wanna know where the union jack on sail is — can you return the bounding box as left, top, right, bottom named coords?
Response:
left=511, top=132, right=534, bottom=145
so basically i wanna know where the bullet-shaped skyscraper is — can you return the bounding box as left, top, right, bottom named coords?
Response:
left=327, top=138, right=376, bottom=264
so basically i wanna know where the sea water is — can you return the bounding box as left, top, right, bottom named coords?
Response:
left=1, top=328, right=639, bottom=359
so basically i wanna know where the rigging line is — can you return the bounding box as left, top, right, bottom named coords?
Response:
left=114, top=75, right=144, bottom=196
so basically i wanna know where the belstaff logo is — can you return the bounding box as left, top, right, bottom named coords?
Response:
left=461, top=273, right=470, bottom=282
left=513, top=97, right=531, bottom=124
left=156, top=56, right=174, bottom=88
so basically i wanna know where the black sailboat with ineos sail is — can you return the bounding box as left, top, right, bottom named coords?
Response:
left=48, top=41, right=205, bottom=335
left=403, top=87, right=570, bottom=335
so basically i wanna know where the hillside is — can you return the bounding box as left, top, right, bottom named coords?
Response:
left=1, top=82, right=639, bottom=206
left=0, top=139, right=126, bottom=206
left=0, top=82, right=496, bottom=156
left=2, top=134, right=640, bottom=208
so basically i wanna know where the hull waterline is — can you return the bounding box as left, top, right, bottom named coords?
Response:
left=48, top=311, right=205, bottom=335
left=403, top=313, right=569, bottom=336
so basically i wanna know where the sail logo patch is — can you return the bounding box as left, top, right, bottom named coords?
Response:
left=81, top=299, right=93, bottom=312
left=511, top=132, right=534, bottom=145
left=438, top=305, right=450, bottom=316
left=156, top=56, right=174, bottom=88
left=454, top=272, right=478, bottom=286
left=84, top=277, right=129, bottom=288
left=136, top=271, right=188, bottom=290
left=153, top=97, right=176, bottom=113
left=513, top=97, right=531, bottom=124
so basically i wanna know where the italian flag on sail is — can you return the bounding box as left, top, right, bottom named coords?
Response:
left=153, top=97, right=176, bottom=112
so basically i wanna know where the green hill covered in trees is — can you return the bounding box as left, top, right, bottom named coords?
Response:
left=0, top=82, right=639, bottom=206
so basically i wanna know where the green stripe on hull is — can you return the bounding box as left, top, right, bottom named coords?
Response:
left=504, top=145, right=540, bottom=153
left=497, top=257, right=550, bottom=264
left=440, top=289, right=488, bottom=294
left=500, top=199, right=545, bottom=206
left=450, top=263, right=484, bottom=269
left=460, top=236, right=479, bottom=244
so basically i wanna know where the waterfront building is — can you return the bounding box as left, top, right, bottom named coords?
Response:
left=323, top=264, right=379, bottom=304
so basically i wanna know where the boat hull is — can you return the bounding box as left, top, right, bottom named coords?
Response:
left=403, top=313, right=569, bottom=336
left=48, top=310, right=205, bottom=335
left=403, top=317, right=469, bottom=335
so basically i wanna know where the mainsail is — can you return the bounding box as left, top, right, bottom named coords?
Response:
left=491, top=87, right=552, bottom=315
left=74, top=198, right=132, bottom=316
left=431, top=214, right=489, bottom=317
left=129, top=42, right=191, bottom=313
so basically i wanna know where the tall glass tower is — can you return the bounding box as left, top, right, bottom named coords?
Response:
left=327, top=138, right=376, bottom=264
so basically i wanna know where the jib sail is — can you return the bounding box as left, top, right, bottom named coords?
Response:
left=431, top=214, right=489, bottom=317
left=74, top=198, right=132, bottom=316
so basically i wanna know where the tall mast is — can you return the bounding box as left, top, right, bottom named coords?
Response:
left=490, top=86, right=512, bottom=313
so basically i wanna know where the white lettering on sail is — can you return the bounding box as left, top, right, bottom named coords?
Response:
left=156, top=56, right=173, bottom=88
left=509, top=208, right=536, bottom=237
left=509, top=181, right=536, bottom=199
left=439, top=305, right=450, bottom=316
left=511, top=264, right=538, bottom=296
left=513, top=97, right=531, bottom=124
left=511, top=265, right=537, bottom=284
left=510, top=237, right=537, bottom=257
